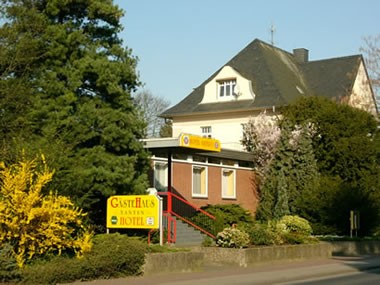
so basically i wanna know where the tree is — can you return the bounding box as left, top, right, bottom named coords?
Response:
left=0, top=156, right=92, bottom=268
left=286, top=123, right=320, bottom=221
left=283, top=96, right=378, bottom=183
left=360, top=35, right=380, bottom=109
left=0, top=0, right=150, bottom=228
left=252, top=118, right=320, bottom=222
left=283, top=96, right=380, bottom=235
left=159, top=119, right=173, bottom=138
left=241, top=111, right=281, bottom=177
left=134, top=90, right=170, bottom=138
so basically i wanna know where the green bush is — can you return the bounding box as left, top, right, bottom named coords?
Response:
left=22, top=233, right=149, bottom=284
left=216, top=227, right=250, bottom=248
left=241, top=223, right=277, bottom=246
left=0, top=243, right=22, bottom=282
left=201, top=236, right=215, bottom=247
left=22, top=255, right=84, bottom=284
left=279, top=215, right=313, bottom=236
left=192, top=204, right=254, bottom=235
left=85, top=233, right=148, bottom=277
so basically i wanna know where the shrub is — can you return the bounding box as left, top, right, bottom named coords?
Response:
left=201, top=236, right=215, bottom=247
left=0, top=243, right=22, bottom=282
left=279, top=215, right=313, bottom=236
left=22, top=255, right=84, bottom=284
left=0, top=156, right=92, bottom=267
left=216, top=227, right=250, bottom=248
left=193, top=204, right=254, bottom=235
left=241, top=223, right=277, bottom=246
left=84, top=233, right=148, bottom=278
left=22, top=233, right=149, bottom=284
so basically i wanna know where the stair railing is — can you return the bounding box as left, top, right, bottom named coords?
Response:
left=148, top=212, right=176, bottom=244
left=158, top=192, right=216, bottom=239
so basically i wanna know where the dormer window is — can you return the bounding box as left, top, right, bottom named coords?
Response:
left=218, top=78, right=236, bottom=97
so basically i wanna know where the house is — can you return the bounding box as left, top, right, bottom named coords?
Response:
left=161, top=39, right=378, bottom=151
left=144, top=39, right=378, bottom=241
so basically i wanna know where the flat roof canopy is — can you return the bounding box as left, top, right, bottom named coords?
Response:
left=142, top=134, right=254, bottom=163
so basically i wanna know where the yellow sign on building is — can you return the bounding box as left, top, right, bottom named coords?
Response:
left=106, top=195, right=160, bottom=229
left=179, top=133, right=221, bottom=152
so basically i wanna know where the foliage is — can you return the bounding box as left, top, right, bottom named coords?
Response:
left=0, top=156, right=92, bottom=268
left=83, top=233, right=147, bottom=277
left=279, top=215, right=313, bottom=236
left=242, top=216, right=315, bottom=246
left=21, top=233, right=148, bottom=284
left=194, top=204, right=254, bottom=235
left=134, top=89, right=170, bottom=138
left=241, top=223, right=277, bottom=246
left=216, top=227, right=250, bottom=248
left=282, top=96, right=380, bottom=235
left=256, top=121, right=319, bottom=221
left=0, top=0, right=150, bottom=229
left=201, top=236, right=215, bottom=247
left=0, top=243, right=21, bottom=282
left=241, top=111, right=281, bottom=176
left=283, top=96, right=378, bottom=183
left=159, top=119, right=173, bottom=138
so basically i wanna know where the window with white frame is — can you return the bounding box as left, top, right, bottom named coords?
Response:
left=154, top=162, right=168, bottom=191
left=192, top=165, right=207, bottom=197
left=201, top=126, right=212, bottom=138
left=218, top=79, right=236, bottom=97
left=222, top=169, right=236, bottom=199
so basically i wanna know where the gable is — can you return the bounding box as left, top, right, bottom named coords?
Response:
left=201, top=66, right=255, bottom=104
left=348, top=61, right=378, bottom=115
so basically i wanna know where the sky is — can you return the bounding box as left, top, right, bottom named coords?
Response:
left=115, top=0, right=380, bottom=106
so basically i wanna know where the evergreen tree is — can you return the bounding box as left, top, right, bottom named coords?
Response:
left=256, top=121, right=320, bottom=221
left=256, top=122, right=292, bottom=220
left=283, top=97, right=380, bottom=235
left=287, top=123, right=320, bottom=220
left=0, top=0, right=150, bottom=228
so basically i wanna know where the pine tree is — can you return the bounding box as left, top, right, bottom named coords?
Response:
left=0, top=0, right=150, bottom=228
left=287, top=123, right=320, bottom=220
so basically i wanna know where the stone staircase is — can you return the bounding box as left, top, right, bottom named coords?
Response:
left=174, top=217, right=206, bottom=246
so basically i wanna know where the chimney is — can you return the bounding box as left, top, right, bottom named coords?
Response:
left=293, top=48, right=309, bottom=63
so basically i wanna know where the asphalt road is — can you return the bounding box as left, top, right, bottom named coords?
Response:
left=285, top=268, right=380, bottom=285
left=75, top=256, right=380, bottom=285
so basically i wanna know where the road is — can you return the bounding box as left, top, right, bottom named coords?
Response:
left=75, top=256, right=380, bottom=285
left=285, top=268, right=380, bottom=285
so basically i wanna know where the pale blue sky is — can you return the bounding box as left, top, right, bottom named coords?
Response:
left=115, top=0, right=380, bottom=106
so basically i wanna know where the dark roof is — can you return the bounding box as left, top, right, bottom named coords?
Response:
left=162, top=39, right=362, bottom=118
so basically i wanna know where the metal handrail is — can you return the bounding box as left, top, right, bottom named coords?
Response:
left=158, top=192, right=216, bottom=239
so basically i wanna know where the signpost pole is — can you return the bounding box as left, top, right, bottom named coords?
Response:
left=158, top=194, right=163, bottom=246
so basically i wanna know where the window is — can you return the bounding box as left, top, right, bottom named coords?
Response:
left=218, top=79, right=236, bottom=97
left=154, top=162, right=168, bottom=191
left=222, top=169, right=236, bottom=199
left=192, top=165, right=207, bottom=197
left=201, top=126, right=212, bottom=138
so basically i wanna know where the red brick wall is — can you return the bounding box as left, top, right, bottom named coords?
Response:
left=171, top=161, right=258, bottom=215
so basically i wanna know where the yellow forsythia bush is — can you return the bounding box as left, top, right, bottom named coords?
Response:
left=0, top=156, right=92, bottom=267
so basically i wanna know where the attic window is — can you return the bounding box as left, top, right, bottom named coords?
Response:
left=218, top=79, right=237, bottom=97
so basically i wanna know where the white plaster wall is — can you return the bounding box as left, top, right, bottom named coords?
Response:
left=172, top=113, right=249, bottom=151
left=349, top=61, right=378, bottom=116
left=201, top=66, right=255, bottom=104
left=172, top=111, right=278, bottom=151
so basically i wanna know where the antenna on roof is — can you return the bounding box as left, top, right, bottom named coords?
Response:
left=270, top=23, right=276, bottom=46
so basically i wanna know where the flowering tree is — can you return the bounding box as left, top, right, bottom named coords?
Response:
left=241, top=111, right=281, bottom=177
left=0, top=156, right=92, bottom=267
